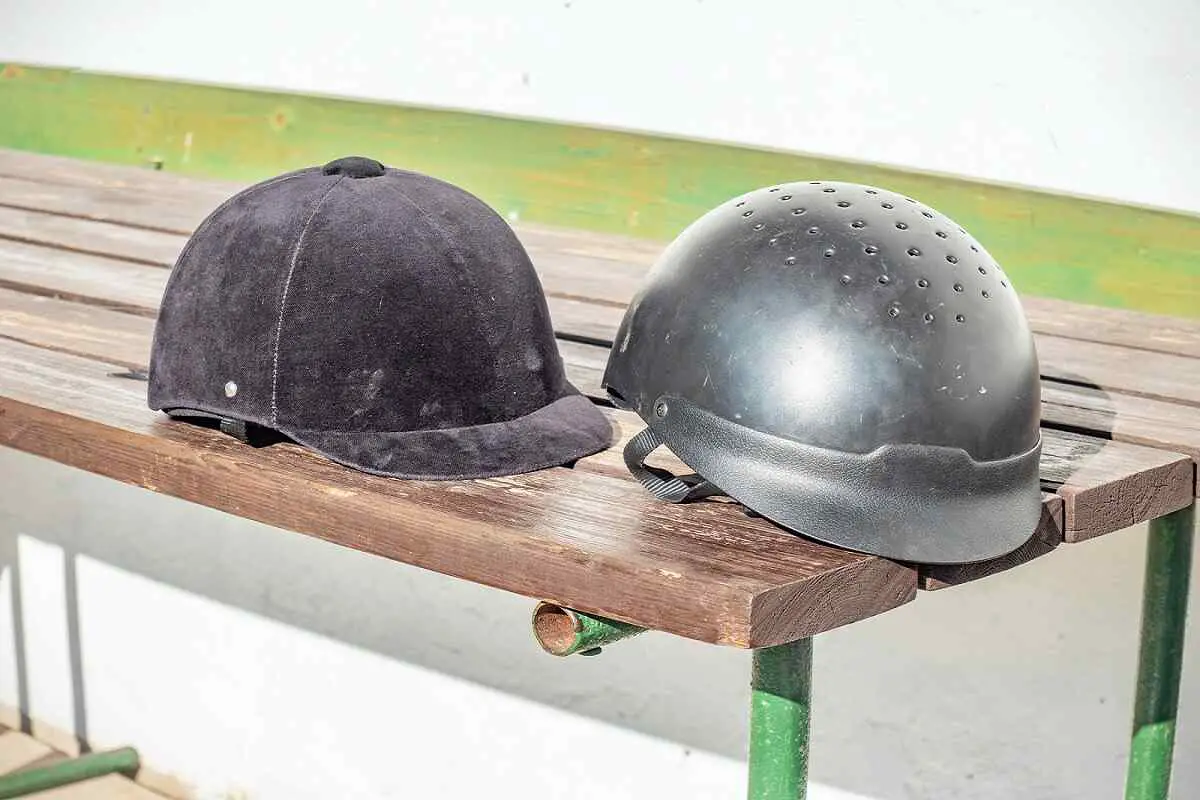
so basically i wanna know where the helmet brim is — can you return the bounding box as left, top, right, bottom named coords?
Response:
left=284, top=393, right=614, bottom=480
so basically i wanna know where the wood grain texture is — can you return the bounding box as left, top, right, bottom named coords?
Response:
left=6, top=238, right=1200, bottom=487
left=0, top=337, right=916, bottom=647
left=1040, top=430, right=1195, bottom=542
left=0, top=205, right=180, bottom=267
left=0, top=280, right=1191, bottom=543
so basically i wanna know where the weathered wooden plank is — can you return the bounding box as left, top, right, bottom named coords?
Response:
left=0, top=731, right=53, bottom=775
left=0, top=239, right=163, bottom=316
left=1041, top=431, right=1195, bottom=542
left=1, top=285, right=1191, bottom=542
left=0, top=205, right=179, bottom=267
left=7, top=243, right=1200, bottom=480
left=0, top=337, right=916, bottom=647
left=6, top=178, right=1200, bottom=413
left=0, top=288, right=152, bottom=369
left=7, top=150, right=1200, bottom=352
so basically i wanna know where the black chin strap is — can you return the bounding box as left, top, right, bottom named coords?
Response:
left=623, top=427, right=724, bottom=503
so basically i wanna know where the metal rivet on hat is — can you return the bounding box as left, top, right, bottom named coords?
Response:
left=224, top=381, right=238, bottom=398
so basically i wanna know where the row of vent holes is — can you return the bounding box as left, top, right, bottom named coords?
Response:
left=740, top=206, right=981, bottom=252
left=886, top=306, right=967, bottom=324
left=872, top=273, right=993, bottom=299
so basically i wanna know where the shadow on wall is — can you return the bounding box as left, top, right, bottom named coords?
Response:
left=2, top=372, right=1196, bottom=800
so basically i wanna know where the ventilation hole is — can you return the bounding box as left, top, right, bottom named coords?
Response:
left=865, top=188, right=879, bottom=194
left=970, top=244, right=979, bottom=252
left=840, top=274, right=852, bottom=285
left=836, top=200, right=851, bottom=208
left=906, top=197, right=917, bottom=203
left=785, top=256, right=797, bottom=265
left=955, top=314, right=966, bottom=323
left=1001, top=279, right=1008, bottom=288
left=878, top=274, right=891, bottom=285
left=917, top=278, right=929, bottom=288
left=769, top=187, right=780, bottom=192
left=823, top=187, right=836, bottom=193
left=851, top=219, right=866, bottom=228
left=953, top=283, right=964, bottom=292
left=924, top=312, right=935, bottom=323
left=736, top=201, right=746, bottom=207
left=864, top=245, right=879, bottom=255
left=896, top=222, right=909, bottom=230
left=808, top=226, right=820, bottom=235
left=922, top=211, right=934, bottom=218
left=907, top=247, right=921, bottom=257
left=809, top=181, right=822, bottom=185
left=792, top=208, right=807, bottom=216
left=823, top=248, right=836, bottom=258
left=959, top=227, right=966, bottom=233
left=888, top=305, right=900, bottom=317
left=743, top=210, right=754, bottom=217
left=881, top=202, right=894, bottom=209
left=781, top=195, right=793, bottom=201
left=982, top=289, right=991, bottom=298
left=753, top=223, right=765, bottom=230
left=978, top=266, right=987, bottom=275
left=935, top=231, right=947, bottom=239
left=946, top=254, right=958, bottom=264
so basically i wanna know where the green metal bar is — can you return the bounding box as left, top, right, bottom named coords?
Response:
left=532, top=602, right=646, bottom=656
left=748, top=638, right=814, bottom=800
left=1125, top=503, right=1195, bottom=800
left=0, top=747, right=140, bottom=799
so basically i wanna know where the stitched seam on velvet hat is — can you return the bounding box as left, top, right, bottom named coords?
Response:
left=387, top=179, right=483, bottom=317
left=270, top=175, right=345, bottom=425
left=158, top=173, right=311, bottom=342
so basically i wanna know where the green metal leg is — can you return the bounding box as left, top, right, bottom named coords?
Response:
left=0, top=747, right=139, bottom=799
left=1126, top=503, right=1194, bottom=800
left=749, top=638, right=813, bottom=800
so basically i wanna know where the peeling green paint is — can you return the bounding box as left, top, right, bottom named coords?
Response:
left=2, top=64, right=1198, bottom=317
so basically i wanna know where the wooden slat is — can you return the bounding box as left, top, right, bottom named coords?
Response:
left=1043, top=431, right=1195, bottom=542
left=6, top=175, right=1200, bottom=412
left=1, top=270, right=1192, bottom=543
left=0, top=337, right=916, bottom=647
left=0, top=731, right=53, bottom=775
left=5, top=151, right=1200, bottom=352
left=0, top=206, right=180, bottom=268
left=6, top=237, right=1200, bottom=479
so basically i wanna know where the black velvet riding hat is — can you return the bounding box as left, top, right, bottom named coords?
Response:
left=148, top=156, right=613, bottom=479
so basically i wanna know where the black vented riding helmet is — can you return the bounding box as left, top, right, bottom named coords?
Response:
left=603, top=181, right=1042, bottom=564
left=150, top=156, right=612, bottom=479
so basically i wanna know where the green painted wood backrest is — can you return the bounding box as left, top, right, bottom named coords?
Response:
left=2, top=64, right=1197, bottom=318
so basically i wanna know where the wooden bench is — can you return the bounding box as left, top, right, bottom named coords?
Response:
left=0, top=149, right=1195, bottom=799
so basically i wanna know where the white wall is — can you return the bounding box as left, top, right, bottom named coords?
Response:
left=3, top=0, right=1200, bottom=214
left=2, top=3, right=1200, bottom=798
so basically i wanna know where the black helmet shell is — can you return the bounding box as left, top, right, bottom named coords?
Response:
left=604, top=181, right=1042, bottom=564
left=150, top=157, right=612, bottom=479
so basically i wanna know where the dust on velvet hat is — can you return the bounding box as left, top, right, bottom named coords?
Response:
left=148, top=156, right=613, bottom=479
